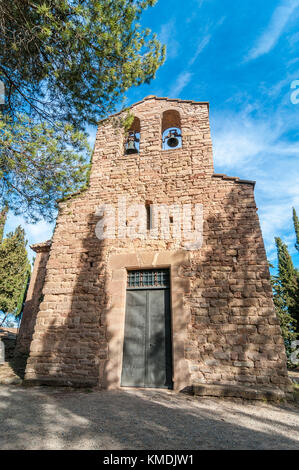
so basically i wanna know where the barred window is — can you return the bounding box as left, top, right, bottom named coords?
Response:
left=127, top=269, right=170, bottom=288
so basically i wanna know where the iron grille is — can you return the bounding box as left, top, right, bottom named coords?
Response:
left=127, top=269, right=170, bottom=288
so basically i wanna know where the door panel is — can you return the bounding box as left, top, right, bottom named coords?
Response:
left=121, top=290, right=147, bottom=387
left=147, top=290, right=168, bottom=387
left=121, top=282, right=172, bottom=389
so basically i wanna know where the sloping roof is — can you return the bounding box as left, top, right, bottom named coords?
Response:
left=213, top=174, right=256, bottom=186
left=134, top=95, right=209, bottom=107
left=99, top=95, right=209, bottom=123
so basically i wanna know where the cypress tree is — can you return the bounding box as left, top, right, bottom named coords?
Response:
left=271, top=271, right=297, bottom=355
left=0, top=225, right=31, bottom=326
left=293, top=207, right=299, bottom=252
left=275, top=237, right=299, bottom=334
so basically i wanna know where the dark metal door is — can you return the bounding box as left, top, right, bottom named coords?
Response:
left=121, top=269, right=172, bottom=388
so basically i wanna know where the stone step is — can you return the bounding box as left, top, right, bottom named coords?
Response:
left=193, top=383, right=287, bottom=401
left=0, top=362, right=23, bottom=385
left=0, top=376, right=22, bottom=385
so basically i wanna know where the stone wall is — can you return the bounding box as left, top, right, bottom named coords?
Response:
left=0, top=333, right=16, bottom=361
left=15, top=242, right=51, bottom=357
left=23, top=96, right=291, bottom=392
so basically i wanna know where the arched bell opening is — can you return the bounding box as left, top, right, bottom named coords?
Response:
left=125, top=117, right=140, bottom=155
left=162, top=110, right=182, bottom=150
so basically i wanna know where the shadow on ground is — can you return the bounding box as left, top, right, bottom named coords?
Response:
left=0, top=386, right=298, bottom=450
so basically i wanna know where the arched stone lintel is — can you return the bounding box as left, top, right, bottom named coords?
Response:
left=162, top=109, right=181, bottom=133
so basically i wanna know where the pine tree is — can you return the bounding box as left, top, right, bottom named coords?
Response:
left=0, top=0, right=165, bottom=127
left=0, top=115, right=91, bottom=222
left=0, top=226, right=31, bottom=326
left=0, top=1, right=165, bottom=222
left=293, top=207, right=299, bottom=252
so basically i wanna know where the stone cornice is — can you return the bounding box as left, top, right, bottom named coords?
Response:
left=30, top=240, right=52, bottom=253
left=213, top=173, right=256, bottom=187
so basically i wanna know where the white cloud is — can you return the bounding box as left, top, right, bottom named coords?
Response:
left=260, top=198, right=299, bottom=244
left=169, top=71, right=193, bottom=97
left=188, top=35, right=212, bottom=66
left=212, top=102, right=299, bottom=169
left=188, top=16, right=226, bottom=66
left=213, top=123, right=299, bottom=168
left=259, top=194, right=299, bottom=266
left=186, top=0, right=206, bottom=22
left=244, top=0, right=299, bottom=62
left=211, top=107, right=299, bottom=263
left=212, top=115, right=274, bottom=168
left=267, top=71, right=299, bottom=98
left=158, top=19, right=180, bottom=60
left=288, top=30, right=299, bottom=47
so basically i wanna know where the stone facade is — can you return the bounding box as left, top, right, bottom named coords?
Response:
left=15, top=241, right=51, bottom=358
left=19, top=96, right=291, bottom=392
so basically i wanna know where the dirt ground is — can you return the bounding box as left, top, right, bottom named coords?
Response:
left=0, top=385, right=298, bottom=450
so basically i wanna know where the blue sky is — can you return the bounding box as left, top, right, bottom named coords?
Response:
left=4, top=0, right=299, bottom=269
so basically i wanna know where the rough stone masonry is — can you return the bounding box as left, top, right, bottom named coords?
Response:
left=16, top=96, right=292, bottom=393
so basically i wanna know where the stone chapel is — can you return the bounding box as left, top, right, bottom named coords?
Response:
left=16, top=96, right=291, bottom=394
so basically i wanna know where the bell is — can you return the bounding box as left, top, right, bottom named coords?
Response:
left=167, top=136, right=179, bottom=148
left=126, top=140, right=138, bottom=154
left=164, top=129, right=181, bottom=149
